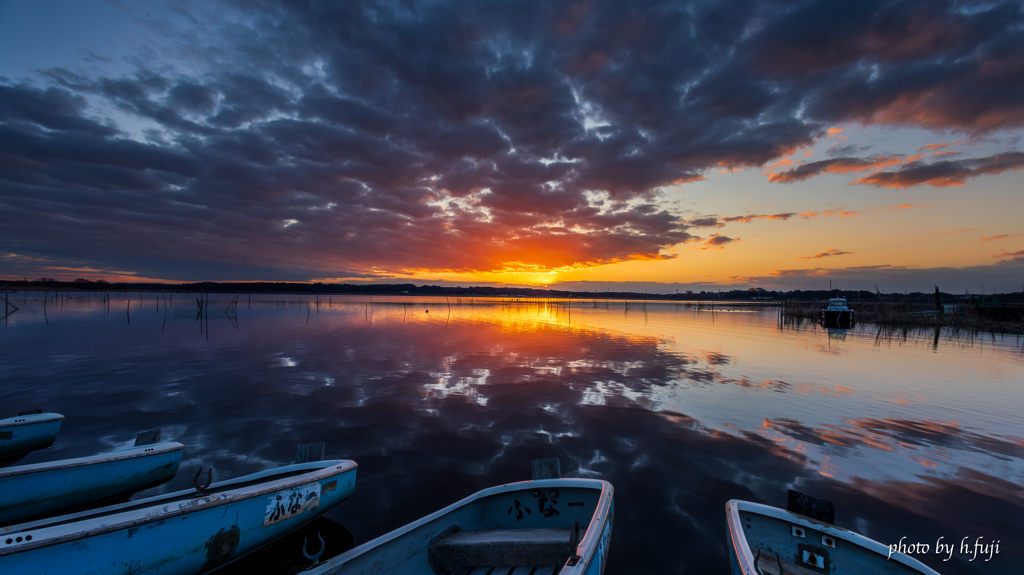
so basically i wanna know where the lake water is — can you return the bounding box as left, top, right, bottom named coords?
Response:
left=2, top=292, right=1022, bottom=574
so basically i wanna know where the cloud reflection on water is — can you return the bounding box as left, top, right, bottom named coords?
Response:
left=1, top=296, right=1022, bottom=573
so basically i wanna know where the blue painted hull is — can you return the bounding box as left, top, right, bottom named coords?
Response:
left=0, top=460, right=357, bottom=575
left=0, top=414, right=63, bottom=468
left=0, top=442, right=183, bottom=525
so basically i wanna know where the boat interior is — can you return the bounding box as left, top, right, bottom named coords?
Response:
left=738, top=509, right=928, bottom=575
left=334, top=483, right=603, bottom=575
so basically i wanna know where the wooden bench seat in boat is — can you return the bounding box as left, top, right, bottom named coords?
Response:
left=428, top=525, right=573, bottom=575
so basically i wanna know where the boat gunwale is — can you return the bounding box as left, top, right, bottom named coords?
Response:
left=0, top=459, right=358, bottom=556
left=725, top=500, right=940, bottom=575
left=0, top=413, right=65, bottom=428
left=307, top=477, right=613, bottom=575
left=0, top=442, right=184, bottom=479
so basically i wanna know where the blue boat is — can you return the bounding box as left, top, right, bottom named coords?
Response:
left=727, top=499, right=940, bottom=574
left=0, top=412, right=64, bottom=467
left=0, top=459, right=357, bottom=574
left=0, top=441, right=184, bottom=525
left=305, top=477, right=614, bottom=575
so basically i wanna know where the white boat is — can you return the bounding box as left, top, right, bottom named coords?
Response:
left=0, top=459, right=357, bottom=574
left=306, top=477, right=614, bottom=575
left=0, top=412, right=63, bottom=467
left=726, top=499, right=940, bottom=574
left=0, top=441, right=183, bottom=525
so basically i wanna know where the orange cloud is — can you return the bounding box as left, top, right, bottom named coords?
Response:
left=768, top=156, right=904, bottom=183
left=918, top=141, right=966, bottom=151
left=981, top=234, right=1022, bottom=242
left=931, top=151, right=961, bottom=157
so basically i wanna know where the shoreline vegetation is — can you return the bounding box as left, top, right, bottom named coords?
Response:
left=3, top=279, right=1023, bottom=333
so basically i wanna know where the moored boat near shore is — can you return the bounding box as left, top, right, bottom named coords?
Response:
left=305, top=475, right=614, bottom=575
left=0, top=412, right=64, bottom=468
left=0, top=441, right=184, bottom=525
left=726, top=498, right=940, bottom=575
left=820, top=298, right=855, bottom=326
left=0, top=459, right=357, bottom=574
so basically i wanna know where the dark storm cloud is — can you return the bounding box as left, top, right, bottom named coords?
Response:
left=2, top=0, right=1023, bottom=279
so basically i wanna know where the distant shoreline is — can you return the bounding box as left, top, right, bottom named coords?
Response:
left=3, top=279, right=1024, bottom=302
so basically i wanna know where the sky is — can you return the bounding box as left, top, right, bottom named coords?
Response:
left=1, top=0, right=1023, bottom=293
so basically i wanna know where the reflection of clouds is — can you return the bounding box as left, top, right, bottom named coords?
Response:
left=2, top=300, right=1022, bottom=573
left=762, top=416, right=1024, bottom=480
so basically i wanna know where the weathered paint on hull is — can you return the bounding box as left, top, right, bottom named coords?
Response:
left=0, top=460, right=357, bottom=575
left=0, top=414, right=64, bottom=468
left=0, top=442, right=184, bottom=525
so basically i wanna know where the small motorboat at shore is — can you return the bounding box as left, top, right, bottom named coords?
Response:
left=0, top=440, right=184, bottom=525
left=726, top=492, right=940, bottom=575
left=0, top=412, right=64, bottom=467
left=0, top=459, right=357, bottom=574
left=306, top=459, right=613, bottom=575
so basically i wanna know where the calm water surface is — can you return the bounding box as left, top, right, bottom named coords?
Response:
left=2, top=293, right=1022, bottom=574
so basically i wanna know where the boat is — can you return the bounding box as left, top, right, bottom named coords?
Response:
left=0, top=441, right=184, bottom=525
left=820, top=298, right=855, bottom=326
left=305, top=459, right=613, bottom=575
left=0, top=459, right=357, bottom=574
left=0, top=412, right=64, bottom=467
left=726, top=494, right=941, bottom=575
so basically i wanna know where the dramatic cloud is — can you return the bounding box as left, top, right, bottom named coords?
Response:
left=768, top=156, right=905, bottom=183
left=851, top=152, right=1024, bottom=188
left=799, top=249, right=853, bottom=260
left=1, top=0, right=1023, bottom=280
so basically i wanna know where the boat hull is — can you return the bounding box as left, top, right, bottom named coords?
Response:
left=0, top=442, right=184, bottom=525
left=0, top=414, right=64, bottom=468
left=0, top=460, right=357, bottom=575
left=308, top=477, right=614, bottom=575
left=726, top=500, right=940, bottom=575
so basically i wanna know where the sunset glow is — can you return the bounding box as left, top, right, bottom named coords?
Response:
left=1, top=1, right=1022, bottom=291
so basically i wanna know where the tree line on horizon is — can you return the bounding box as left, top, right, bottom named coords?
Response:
left=2, top=278, right=1022, bottom=303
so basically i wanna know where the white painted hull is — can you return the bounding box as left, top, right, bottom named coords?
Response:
left=308, top=478, right=614, bottom=575
left=726, top=500, right=940, bottom=575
